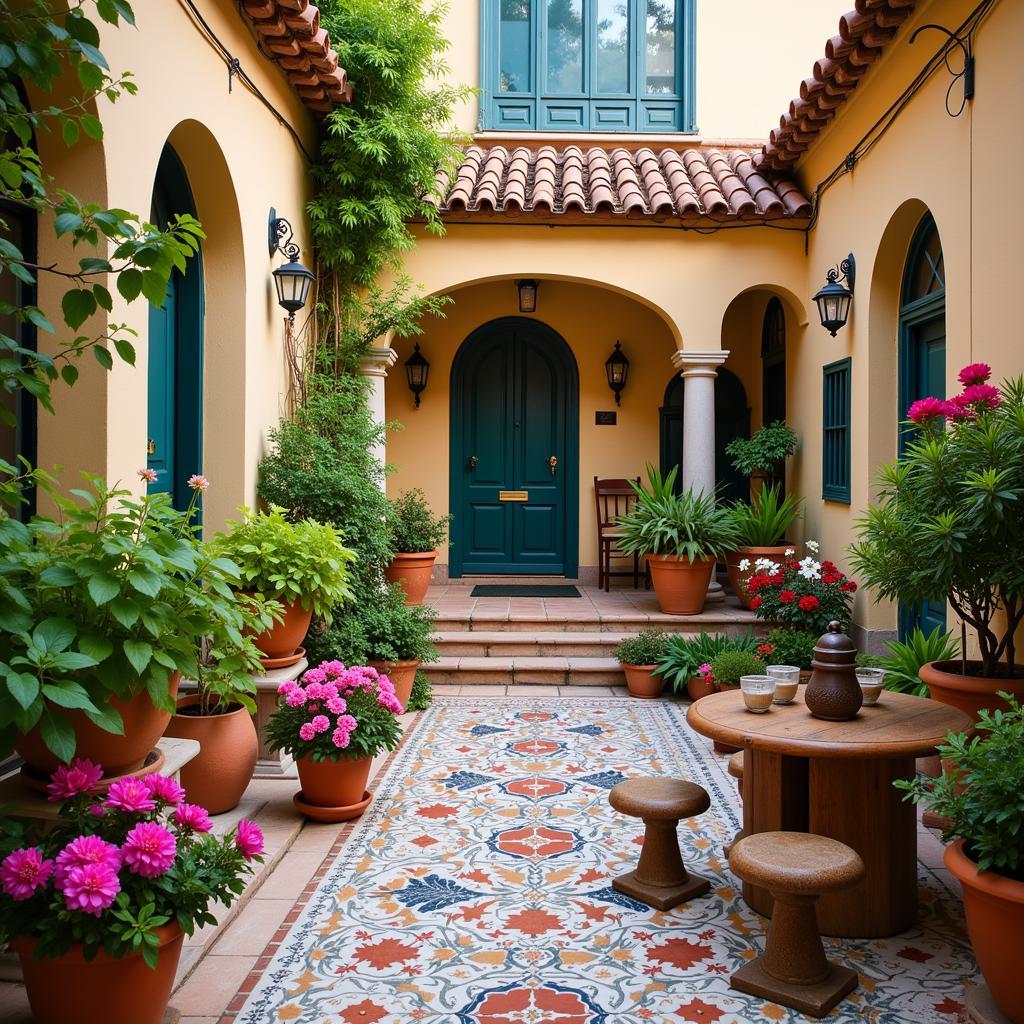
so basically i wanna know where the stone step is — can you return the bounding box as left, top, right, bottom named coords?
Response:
left=435, top=629, right=701, bottom=658
left=430, top=655, right=627, bottom=686
left=431, top=608, right=766, bottom=635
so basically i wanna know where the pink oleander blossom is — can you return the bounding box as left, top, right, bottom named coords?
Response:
left=143, top=774, right=185, bottom=806
left=311, top=714, right=330, bottom=734
left=104, top=776, right=156, bottom=813
left=173, top=803, right=213, bottom=833
left=907, top=396, right=948, bottom=424
left=46, top=758, right=104, bottom=802
left=697, top=663, right=712, bottom=676
left=234, top=820, right=264, bottom=861
left=62, top=862, right=120, bottom=916
left=958, top=362, right=991, bottom=386
left=54, top=835, right=121, bottom=887
left=960, top=383, right=1001, bottom=411
left=138, top=467, right=158, bottom=483
left=121, top=822, right=177, bottom=878
left=298, top=722, right=316, bottom=742
left=1, top=848, right=53, bottom=901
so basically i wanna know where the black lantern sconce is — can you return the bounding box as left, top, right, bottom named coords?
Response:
left=268, top=208, right=314, bottom=322
left=813, top=253, right=856, bottom=337
left=404, top=343, right=430, bottom=408
left=516, top=279, right=538, bottom=313
left=605, top=341, right=629, bottom=405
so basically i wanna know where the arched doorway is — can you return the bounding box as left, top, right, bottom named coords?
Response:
left=450, top=317, right=579, bottom=577
left=761, top=296, right=786, bottom=428
left=660, top=367, right=749, bottom=503
left=147, top=143, right=203, bottom=512
left=898, top=210, right=946, bottom=637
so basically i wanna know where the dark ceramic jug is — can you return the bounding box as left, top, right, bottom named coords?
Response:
left=805, top=621, right=863, bottom=721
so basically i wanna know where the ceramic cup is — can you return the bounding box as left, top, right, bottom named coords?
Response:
left=740, top=674, right=776, bottom=713
left=766, top=664, right=800, bottom=704
left=856, top=667, right=885, bottom=706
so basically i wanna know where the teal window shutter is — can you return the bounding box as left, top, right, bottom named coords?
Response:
left=822, top=358, right=851, bottom=503
left=481, top=0, right=696, bottom=132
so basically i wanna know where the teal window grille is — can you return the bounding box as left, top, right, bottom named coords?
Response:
left=480, top=0, right=697, bottom=133
left=822, top=358, right=851, bottom=503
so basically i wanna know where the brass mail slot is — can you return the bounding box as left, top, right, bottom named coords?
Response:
left=499, top=490, right=529, bottom=502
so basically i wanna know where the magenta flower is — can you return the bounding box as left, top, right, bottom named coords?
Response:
left=234, top=820, right=264, bottom=861
left=945, top=395, right=975, bottom=421
left=322, top=660, right=346, bottom=678
left=331, top=727, right=352, bottom=749
left=104, top=776, right=156, bottom=814
left=187, top=474, right=209, bottom=491
left=46, top=757, right=104, bottom=802
left=960, top=383, right=1001, bottom=411
left=285, top=688, right=308, bottom=708
left=311, top=714, right=330, bottom=734
left=173, top=803, right=213, bottom=833
left=54, top=835, right=121, bottom=887
left=277, top=680, right=298, bottom=696
left=326, top=696, right=347, bottom=715
left=302, top=667, right=327, bottom=686
left=298, top=722, right=316, bottom=742
left=1, top=848, right=54, bottom=901
left=143, top=774, right=185, bottom=806
left=137, top=467, right=158, bottom=483
left=907, top=396, right=947, bottom=424
left=303, top=680, right=325, bottom=700
left=62, top=862, right=120, bottom=916
left=121, top=822, right=177, bottom=878
left=958, top=362, right=991, bottom=386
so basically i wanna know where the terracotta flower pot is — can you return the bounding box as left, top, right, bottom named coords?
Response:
left=945, top=839, right=1024, bottom=1023
left=297, top=753, right=373, bottom=809
left=621, top=664, right=664, bottom=699
left=725, top=545, right=792, bottom=609
left=686, top=673, right=716, bottom=701
left=920, top=660, right=1024, bottom=722
left=15, top=673, right=180, bottom=778
left=251, top=597, right=313, bottom=667
left=384, top=550, right=437, bottom=606
left=13, top=924, right=184, bottom=1024
left=367, top=658, right=418, bottom=708
left=646, top=554, right=716, bottom=616
left=163, top=696, right=258, bottom=814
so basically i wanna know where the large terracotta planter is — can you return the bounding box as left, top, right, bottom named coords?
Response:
left=297, top=753, right=373, bottom=808
left=621, top=664, right=664, bottom=699
left=725, top=545, right=792, bottom=609
left=945, top=839, right=1024, bottom=1023
left=163, top=696, right=258, bottom=814
left=367, top=658, right=418, bottom=708
left=385, top=550, right=437, bottom=606
left=15, top=673, right=180, bottom=778
left=920, top=660, right=1024, bottom=721
left=13, top=924, right=183, bottom=1024
left=251, top=597, right=313, bottom=667
left=646, top=554, right=716, bottom=615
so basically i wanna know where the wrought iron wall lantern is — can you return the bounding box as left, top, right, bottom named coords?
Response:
left=516, top=279, right=538, bottom=313
left=268, top=208, right=314, bottom=321
left=813, top=254, right=856, bottom=337
left=404, top=343, right=430, bottom=407
left=605, top=341, right=629, bottom=405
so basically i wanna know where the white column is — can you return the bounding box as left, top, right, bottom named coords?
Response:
left=357, top=344, right=397, bottom=490
left=671, top=348, right=730, bottom=603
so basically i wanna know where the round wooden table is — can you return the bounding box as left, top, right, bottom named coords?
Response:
left=687, top=688, right=971, bottom=938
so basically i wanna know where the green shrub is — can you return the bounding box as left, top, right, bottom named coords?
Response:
left=406, top=670, right=433, bottom=712
left=878, top=626, right=960, bottom=696
left=388, top=488, right=451, bottom=553
left=726, top=421, right=798, bottom=477
left=615, top=629, right=670, bottom=666
left=710, top=650, right=765, bottom=688
left=728, top=485, right=803, bottom=547
left=762, top=627, right=817, bottom=671
left=653, top=631, right=759, bottom=693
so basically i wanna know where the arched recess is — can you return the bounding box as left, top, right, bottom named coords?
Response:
left=660, top=367, right=749, bottom=503
left=761, top=296, right=786, bottom=428
left=449, top=316, right=579, bottom=577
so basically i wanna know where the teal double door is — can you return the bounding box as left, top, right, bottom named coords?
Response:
left=450, top=318, right=578, bottom=576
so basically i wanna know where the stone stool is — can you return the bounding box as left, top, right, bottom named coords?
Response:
left=608, top=777, right=711, bottom=910
left=728, top=832, right=865, bottom=1018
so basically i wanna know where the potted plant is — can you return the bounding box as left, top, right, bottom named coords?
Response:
left=653, top=631, right=760, bottom=700
left=897, top=696, right=1024, bottom=1022
left=760, top=627, right=819, bottom=680
left=384, top=489, right=451, bottom=605
left=0, top=477, right=269, bottom=781
left=0, top=760, right=264, bottom=1024
left=851, top=366, right=1024, bottom=719
left=616, top=465, right=741, bottom=616
left=875, top=626, right=961, bottom=698
left=266, top=660, right=405, bottom=822
left=725, top=486, right=803, bottom=608
left=615, top=629, right=671, bottom=699
left=706, top=649, right=765, bottom=691
left=725, top=421, right=798, bottom=496
left=216, top=506, right=355, bottom=668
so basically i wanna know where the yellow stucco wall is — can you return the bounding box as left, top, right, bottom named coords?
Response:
left=30, top=0, right=314, bottom=532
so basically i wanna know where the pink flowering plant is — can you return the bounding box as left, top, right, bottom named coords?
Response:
left=851, top=367, right=1024, bottom=678
left=265, top=661, right=404, bottom=763
left=0, top=759, right=264, bottom=966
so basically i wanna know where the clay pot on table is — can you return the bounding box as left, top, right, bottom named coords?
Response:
left=646, top=554, right=715, bottom=615
left=384, top=550, right=437, bottom=606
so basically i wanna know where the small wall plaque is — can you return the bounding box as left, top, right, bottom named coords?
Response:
left=499, top=490, right=529, bottom=502
left=595, top=411, right=617, bottom=425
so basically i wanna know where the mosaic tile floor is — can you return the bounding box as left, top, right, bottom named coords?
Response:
left=230, top=698, right=974, bottom=1024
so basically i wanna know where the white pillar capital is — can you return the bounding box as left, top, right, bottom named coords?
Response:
left=357, top=345, right=398, bottom=379
left=671, top=348, right=730, bottom=377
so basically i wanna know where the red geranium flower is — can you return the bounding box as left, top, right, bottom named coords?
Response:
left=779, top=590, right=797, bottom=604
left=749, top=596, right=761, bottom=610
left=757, top=643, right=774, bottom=656
left=798, top=595, right=820, bottom=612
left=822, top=571, right=842, bottom=585
left=747, top=573, right=767, bottom=593
left=841, top=580, right=858, bottom=592
left=768, top=572, right=786, bottom=586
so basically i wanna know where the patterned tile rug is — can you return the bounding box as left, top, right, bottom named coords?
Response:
left=233, top=698, right=973, bottom=1024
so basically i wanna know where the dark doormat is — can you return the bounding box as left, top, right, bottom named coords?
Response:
left=470, top=585, right=582, bottom=598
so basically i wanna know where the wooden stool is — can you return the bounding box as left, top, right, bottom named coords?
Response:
left=727, top=750, right=744, bottom=799
left=728, top=832, right=864, bottom=1018
left=608, top=777, right=711, bottom=910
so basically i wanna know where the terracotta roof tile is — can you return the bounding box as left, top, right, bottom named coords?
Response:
left=757, top=1, right=916, bottom=172
left=240, top=0, right=353, bottom=113
left=436, top=144, right=811, bottom=223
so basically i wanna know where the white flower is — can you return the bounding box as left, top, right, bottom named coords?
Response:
left=785, top=548, right=795, bottom=557
left=754, top=558, right=779, bottom=572
left=738, top=558, right=750, bottom=571
left=806, top=539, right=820, bottom=554
left=799, top=566, right=821, bottom=581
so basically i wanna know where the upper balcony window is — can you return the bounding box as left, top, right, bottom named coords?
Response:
left=483, top=0, right=696, bottom=133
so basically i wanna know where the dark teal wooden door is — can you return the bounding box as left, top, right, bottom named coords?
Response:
left=451, top=318, right=578, bottom=576
left=147, top=275, right=176, bottom=495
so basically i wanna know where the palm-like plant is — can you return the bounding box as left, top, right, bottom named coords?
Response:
left=729, top=485, right=804, bottom=547
left=879, top=626, right=960, bottom=696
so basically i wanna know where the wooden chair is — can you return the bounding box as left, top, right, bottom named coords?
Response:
left=594, top=477, right=642, bottom=592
